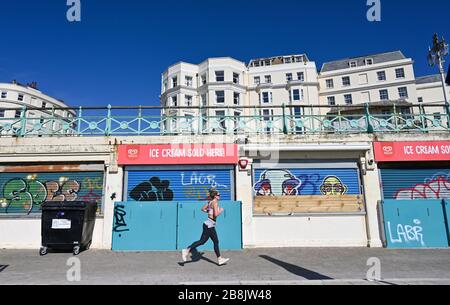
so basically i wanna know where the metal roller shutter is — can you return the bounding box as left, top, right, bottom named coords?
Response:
left=253, top=167, right=361, bottom=196
left=0, top=171, right=105, bottom=215
left=126, top=168, right=234, bottom=202
left=381, top=168, right=450, bottom=200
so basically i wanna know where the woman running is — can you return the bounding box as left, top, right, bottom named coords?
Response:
left=182, top=189, right=230, bottom=266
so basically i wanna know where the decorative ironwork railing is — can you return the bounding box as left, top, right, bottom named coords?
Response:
left=0, top=104, right=449, bottom=137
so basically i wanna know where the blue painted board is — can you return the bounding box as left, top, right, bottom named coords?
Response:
left=383, top=200, right=448, bottom=249
left=177, top=201, right=242, bottom=251
left=112, top=201, right=178, bottom=251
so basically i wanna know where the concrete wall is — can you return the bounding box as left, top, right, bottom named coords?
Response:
left=1, top=133, right=450, bottom=250
left=0, top=218, right=104, bottom=249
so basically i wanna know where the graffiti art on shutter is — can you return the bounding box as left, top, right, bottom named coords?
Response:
left=394, top=173, right=450, bottom=200
left=254, top=170, right=301, bottom=196
left=320, top=176, right=349, bottom=196
left=129, top=177, right=175, bottom=202
left=253, top=169, right=356, bottom=197
left=0, top=172, right=104, bottom=215
left=128, top=171, right=231, bottom=202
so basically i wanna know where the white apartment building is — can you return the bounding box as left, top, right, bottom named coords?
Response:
left=161, top=51, right=449, bottom=133
left=318, top=51, right=417, bottom=111
left=0, top=81, right=75, bottom=136
left=160, top=55, right=320, bottom=134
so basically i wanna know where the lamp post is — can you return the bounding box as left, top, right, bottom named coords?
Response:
left=428, top=34, right=449, bottom=105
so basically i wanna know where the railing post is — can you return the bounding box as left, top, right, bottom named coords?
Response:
left=198, top=105, right=203, bottom=135
left=51, top=106, right=55, bottom=136
left=138, top=106, right=142, bottom=136
left=105, top=104, right=112, bottom=136
left=282, top=103, right=288, bottom=134
left=393, top=104, right=398, bottom=132
left=419, top=103, right=426, bottom=130
left=77, top=107, right=83, bottom=135
left=365, top=103, right=374, bottom=134
left=445, top=102, right=450, bottom=130
left=19, top=106, right=27, bottom=137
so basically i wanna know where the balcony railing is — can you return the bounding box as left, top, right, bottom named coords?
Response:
left=0, top=104, right=449, bottom=137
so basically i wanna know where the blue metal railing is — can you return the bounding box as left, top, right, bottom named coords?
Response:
left=0, top=104, right=449, bottom=137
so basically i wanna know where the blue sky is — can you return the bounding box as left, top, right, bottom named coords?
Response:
left=0, top=0, right=449, bottom=108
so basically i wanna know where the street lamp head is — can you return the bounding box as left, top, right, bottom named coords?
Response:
left=428, top=48, right=436, bottom=66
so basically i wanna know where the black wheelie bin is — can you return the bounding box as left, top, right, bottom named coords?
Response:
left=40, top=201, right=97, bottom=256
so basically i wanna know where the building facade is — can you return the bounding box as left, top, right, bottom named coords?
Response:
left=160, top=55, right=320, bottom=134
left=0, top=81, right=76, bottom=136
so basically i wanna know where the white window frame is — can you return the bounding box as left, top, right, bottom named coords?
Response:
left=326, top=79, right=334, bottom=89
left=342, top=76, right=351, bottom=87
left=215, top=71, right=225, bottom=82
left=254, top=76, right=261, bottom=85
left=1, top=91, right=7, bottom=99
left=344, top=94, right=353, bottom=105
left=327, top=96, right=336, bottom=106
left=185, top=95, right=193, bottom=106
left=172, top=77, right=178, bottom=88
left=286, top=73, right=293, bottom=82
left=260, top=91, right=272, bottom=104
left=395, top=68, right=405, bottom=79
left=185, top=76, right=193, bottom=87
left=379, top=89, right=389, bottom=101
left=233, top=92, right=240, bottom=105
left=398, top=87, right=409, bottom=99
left=377, top=71, right=386, bottom=81
left=201, top=74, right=207, bottom=85
left=215, top=91, right=225, bottom=104
left=292, top=89, right=302, bottom=101
left=18, top=94, right=24, bottom=101
left=297, top=72, right=305, bottom=81
left=365, top=58, right=374, bottom=65
left=170, top=96, right=177, bottom=107
left=265, top=75, right=272, bottom=84
left=233, top=73, right=240, bottom=84
left=349, top=61, right=357, bottom=68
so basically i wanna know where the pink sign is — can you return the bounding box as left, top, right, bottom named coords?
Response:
left=374, top=141, right=450, bottom=162
left=118, top=144, right=239, bottom=165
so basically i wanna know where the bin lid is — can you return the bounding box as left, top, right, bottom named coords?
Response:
left=41, top=201, right=96, bottom=210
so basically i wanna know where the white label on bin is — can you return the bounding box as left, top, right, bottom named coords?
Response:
left=52, top=219, right=72, bottom=229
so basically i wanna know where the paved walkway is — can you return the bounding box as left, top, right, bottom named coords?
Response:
left=1, top=248, right=450, bottom=285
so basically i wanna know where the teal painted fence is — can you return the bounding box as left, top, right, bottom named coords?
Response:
left=177, top=201, right=242, bottom=251
left=112, top=202, right=178, bottom=251
left=444, top=200, right=450, bottom=245
left=112, top=201, right=242, bottom=251
left=382, top=200, right=449, bottom=249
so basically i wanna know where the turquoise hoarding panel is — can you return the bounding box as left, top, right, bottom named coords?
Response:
left=177, top=201, right=242, bottom=251
left=444, top=200, right=450, bottom=245
left=112, top=201, right=178, bottom=251
left=383, top=200, right=449, bottom=249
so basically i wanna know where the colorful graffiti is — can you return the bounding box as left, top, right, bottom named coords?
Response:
left=0, top=173, right=104, bottom=214
left=320, top=176, right=348, bottom=196
left=128, top=170, right=232, bottom=202
left=254, top=170, right=302, bottom=196
left=254, top=169, right=355, bottom=197
left=130, top=177, right=174, bottom=202
left=394, top=176, right=450, bottom=200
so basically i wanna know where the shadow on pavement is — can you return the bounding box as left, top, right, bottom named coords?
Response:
left=260, top=255, right=333, bottom=280
left=0, top=265, right=8, bottom=273
left=178, top=249, right=218, bottom=267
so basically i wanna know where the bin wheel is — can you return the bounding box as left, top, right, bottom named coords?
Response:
left=39, top=247, right=48, bottom=256
left=85, top=241, right=92, bottom=251
left=73, top=246, right=81, bottom=256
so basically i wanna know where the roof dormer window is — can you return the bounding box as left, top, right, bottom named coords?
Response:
left=349, top=61, right=357, bottom=68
